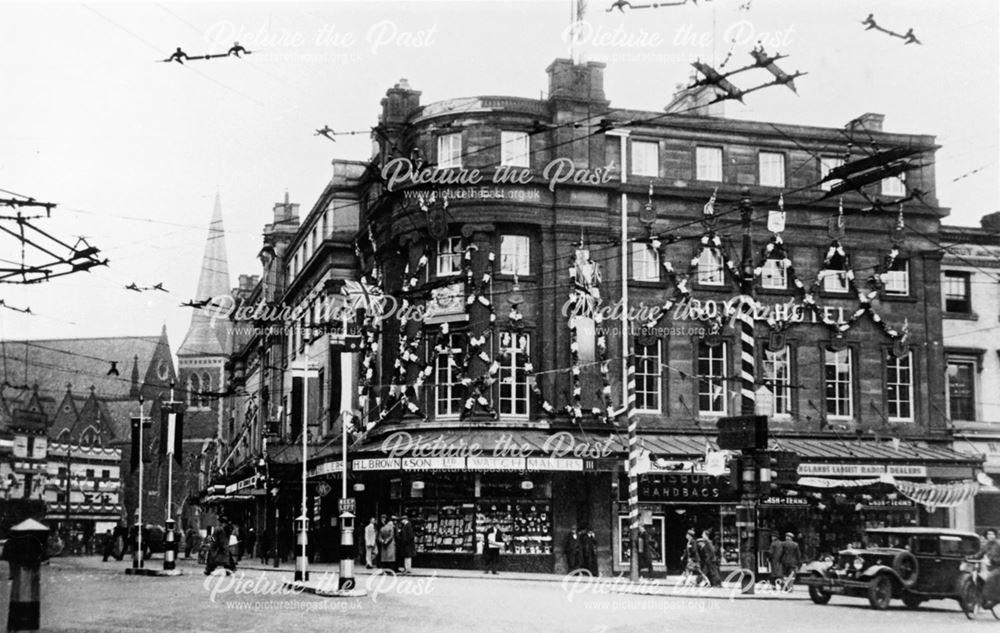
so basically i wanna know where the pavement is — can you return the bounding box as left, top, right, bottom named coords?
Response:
left=235, top=558, right=803, bottom=599
left=2, top=555, right=981, bottom=633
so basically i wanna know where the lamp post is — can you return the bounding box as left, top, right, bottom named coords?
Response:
left=736, top=187, right=761, bottom=593
left=292, top=360, right=318, bottom=583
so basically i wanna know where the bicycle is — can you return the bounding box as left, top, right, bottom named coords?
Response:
left=959, top=558, right=999, bottom=620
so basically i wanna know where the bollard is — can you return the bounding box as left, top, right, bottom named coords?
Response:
left=338, top=511, right=355, bottom=591
left=3, top=519, right=49, bottom=632
left=294, top=515, right=309, bottom=582
left=163, top=519, right=176, bottom=571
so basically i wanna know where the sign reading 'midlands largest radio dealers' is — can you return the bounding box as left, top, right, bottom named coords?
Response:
left=380, top=157, right=615, bottom=193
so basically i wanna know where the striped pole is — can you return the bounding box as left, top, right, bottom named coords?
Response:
left=737, top=187, right=758, bottom=594
left=738, top=297, right=756, bottom=416
left=294, top=515, right=309, bottom=582
left=626, top=357, right=640, bottom=583
left=163, top=518, right=176, bottom=571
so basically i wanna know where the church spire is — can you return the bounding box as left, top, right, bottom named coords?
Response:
left=178, top=194, right=231, bottom=357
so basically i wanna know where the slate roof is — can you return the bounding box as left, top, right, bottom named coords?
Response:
left=0, top=335, right=166, bottom=400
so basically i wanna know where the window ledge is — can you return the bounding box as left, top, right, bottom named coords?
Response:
left=943, top=311, right=979, bottom=321
left=882, top=294, right=917, bottom=303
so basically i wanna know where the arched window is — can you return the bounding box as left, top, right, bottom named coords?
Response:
left=188, top=373, right=201, bottom=408
left=200, top=372, right=212, bottom=408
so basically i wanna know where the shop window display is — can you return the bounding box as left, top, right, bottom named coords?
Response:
left=409, top=503, right=476, bottom=553
left=476, top=501, right=552, bottom=555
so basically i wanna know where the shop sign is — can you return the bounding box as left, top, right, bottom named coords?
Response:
left=353, top=457, right=402, bottom=471
left=862, top=498, right=914, bottom=509
left=583, top=458, right=625, bottom=472
left=225, top=476, right=262, bottom=495
left=761, top=495, right=809, bottom=506
left=401, top=457, right=466, bottom=471
left=798, top=463, right=927, bottom=477
left=525, top=457, right=583, bottom=472
left=466, top=456, right=524, bottom=471
left=308, top=461, right=344, bottom=478
left=637, top=473, right=736, bottom=502
left=886, top=465, right=928, bottom=478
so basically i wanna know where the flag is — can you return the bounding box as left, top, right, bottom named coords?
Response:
left=130, top=416, right=151, bottom=472
left=160, top=402, right=184, bottom=465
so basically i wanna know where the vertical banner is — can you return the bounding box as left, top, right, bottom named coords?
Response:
left=130, top=416, right=150, bottom=471
left=160, top=403, right=184, bottom=464
left=339, top=352, right=355, bottom=416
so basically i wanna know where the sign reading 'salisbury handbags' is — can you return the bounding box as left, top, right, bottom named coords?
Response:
left=629, top=473, right=737, bottom=503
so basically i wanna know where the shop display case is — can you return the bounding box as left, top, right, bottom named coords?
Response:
left=408, top=503, right=475, bottom=553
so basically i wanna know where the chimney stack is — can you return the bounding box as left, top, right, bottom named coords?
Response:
left=380, top=79, right=422, bottom=126
left=850, top=113, right=885, bottom=132
left=665, top=76, right=726, bottom=117
left=546, top=59, right=607, bottom=103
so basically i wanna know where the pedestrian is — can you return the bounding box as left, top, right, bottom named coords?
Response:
left=683, top=528, right=702, bottom=581
left=398, top=515, right=416, bottom=574
left=364, top=517, right=378, bottom=569
left=260, top=529, right=270, bottom=565
left=228, top=524, right=241, bottom=562
left=378, top=515, right=397, bottom=571
left=204, top=526, right=235, bottom=575
left=484, top=524, right=502, bottom=575
left=780, top=532, right=801, bottom=578
left=184, top=527, right=196, bottom=559
left=583, top=528, right=598, bottom=576
left=637, top=524, right=654, bottom=577
left=563, top=526, right=582, bottom=572
left=697, top=529, right=722, bottom=587
left=769, top=532, right=784, bottom=585
left=101, top=529, right=115, bottom=562
left=977, top=528, right=1000, bottom=602
left=245, top=527, right=256, bottom=561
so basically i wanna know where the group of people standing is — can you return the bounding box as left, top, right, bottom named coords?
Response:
left=768, top=532, right=802, bottom=585
left=364, top=515, right=416, bottom=573
left=203, top=522, right=247, bottom=575
left=564, top=526, right=599, bottom=576
left=682, top=528, right=722, bottom=587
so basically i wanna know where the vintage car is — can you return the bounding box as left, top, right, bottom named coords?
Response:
left=799, top=527, right=982, bottom=610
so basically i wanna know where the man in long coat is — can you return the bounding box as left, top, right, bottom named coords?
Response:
left=564, top=526, right=582, bottom=572
left=398, top=515, right=416, bottom=573
left=378, top=516, right=397, bottom=571
left=697, top=529, right=722, bottom=587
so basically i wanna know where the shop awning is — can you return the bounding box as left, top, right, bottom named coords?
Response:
left=323, top=427, right=621, bottom=473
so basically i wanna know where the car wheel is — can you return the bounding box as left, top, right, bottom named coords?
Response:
left=809, top=584, right=832, bottom=605
left=867, top=575, right=893, bottom=610
left=958, top=577, right=981, bottom=620
left=901, top=593, right=923, bottom=609
left=891, top=552, right=919, bottom=588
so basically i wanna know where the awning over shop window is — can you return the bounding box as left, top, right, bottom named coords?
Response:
left=894, top=478, right=981, bottom=509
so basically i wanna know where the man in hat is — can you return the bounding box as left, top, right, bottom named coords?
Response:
left=780, top=532, right=802, bottom=579
left=398, top=514, right=416, bottom=574
left=378, top=515, right=397, bottom=571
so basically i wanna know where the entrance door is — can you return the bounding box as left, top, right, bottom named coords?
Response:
left=662, top=506, right=720, bottom=573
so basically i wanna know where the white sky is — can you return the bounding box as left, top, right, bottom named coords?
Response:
left=0, top=0, right=997, bottom=351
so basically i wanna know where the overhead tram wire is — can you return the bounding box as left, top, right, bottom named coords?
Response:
left=80, top=3, right=266, bottom=109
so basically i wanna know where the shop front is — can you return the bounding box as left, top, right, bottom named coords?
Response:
left=304, top=428, right=621, bottom=574
left=345, top=457, right=614, bottom=574
left=612, top=471, right=740, bottom=575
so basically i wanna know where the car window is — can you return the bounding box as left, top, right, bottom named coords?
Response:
left=940, top=536, right=966, bottom=557
left=961, top=537, right=981, bottom=557
left=913, top=536, right=938, bottom=555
